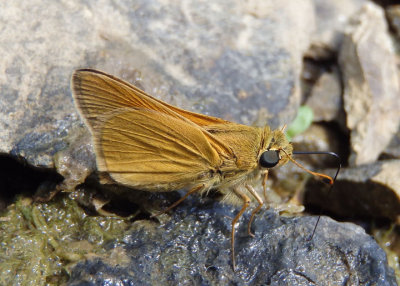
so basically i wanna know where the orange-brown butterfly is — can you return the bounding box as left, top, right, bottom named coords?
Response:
left=71, top=69, right=336, bottom=269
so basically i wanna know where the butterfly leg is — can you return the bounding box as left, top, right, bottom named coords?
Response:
left=245, top=185, right=264, bottom=237
left=151, top=184, right=204, bottom=217
left=231, top=188, right=251, bottom=270
left=261, top=170, right=269, bottom=202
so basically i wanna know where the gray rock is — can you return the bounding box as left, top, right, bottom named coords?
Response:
left=305, top=160, right=400, bottom=220
left=0, top=0, right=314, bottom=178
left=339, top=3, right=400, bottom=166
left=67, top=199, right=396, bottom=285
left=307, top=0, right=367, bottom=59
left=305, top=67, right=344, bottom=123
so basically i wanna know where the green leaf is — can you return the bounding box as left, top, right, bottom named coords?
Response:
left=285, top=105, right=313, bottom=141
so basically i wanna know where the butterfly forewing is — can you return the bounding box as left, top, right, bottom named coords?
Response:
left=72, top=69, right=234, bottom=159
left=90, top=108, right=221, bottom=190
left=72, top=69, right=231, bottom=128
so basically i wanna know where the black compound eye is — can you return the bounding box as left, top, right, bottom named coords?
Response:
left=259, top=150, right=280, bottom=168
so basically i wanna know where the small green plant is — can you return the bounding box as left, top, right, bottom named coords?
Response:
left=285, top=105, right=313, bottom=141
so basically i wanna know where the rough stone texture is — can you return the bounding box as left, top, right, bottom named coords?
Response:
left=339, top=3, right=400, bottom=166
left=307, top=0, right=367, bottom=59
left=0, top=0, right=314, bottom=176
left=305, top=160, right=400, bottom=221
left=67, top=199, right=396, bottom=286
left=53, top=127, right=96, bottom=192
left=305, top=67, right=343, bottom=123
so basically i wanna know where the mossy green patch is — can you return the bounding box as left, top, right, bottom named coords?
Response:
left=0, top=194, right=130, bottom=285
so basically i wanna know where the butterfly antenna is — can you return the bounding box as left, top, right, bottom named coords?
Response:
left=286, top=151, right=341, bottom=238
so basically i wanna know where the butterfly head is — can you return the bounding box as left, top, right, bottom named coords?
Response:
left=259, top=127, right=292, bottom=169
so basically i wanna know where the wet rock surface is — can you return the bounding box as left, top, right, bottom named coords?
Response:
left=67, top=199, right=396, bottom=286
